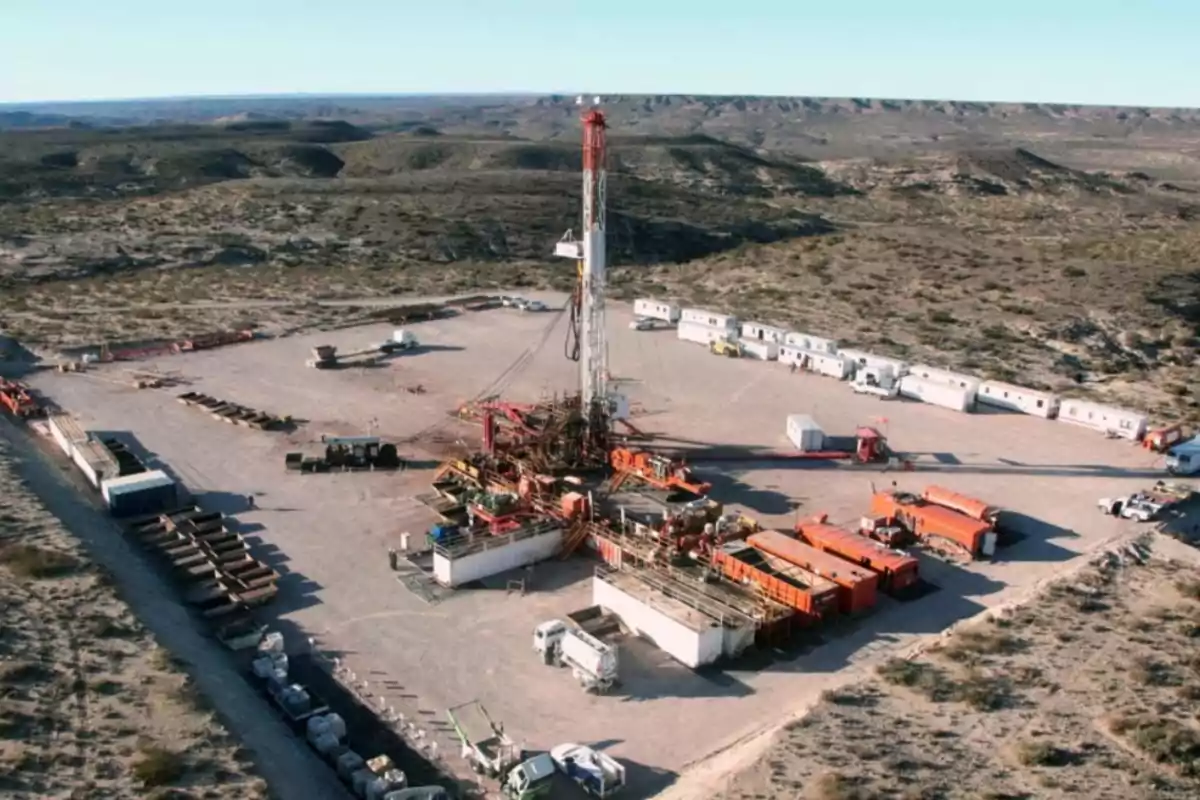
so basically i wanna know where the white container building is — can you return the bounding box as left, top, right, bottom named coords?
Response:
left=677, top=321, right=735, bottom=347
left=432, top=523, right=563, bottom=588
left=592, top=570, right=725, bottom=669
left=1056, top=399, right=1148, bottom=440
left=838, top=348, right=908, bottom=378
left=680, top=308, right=738, bottom=332
left=784, top=331, right=838, bottom=355
left=898, top=375, right=974, bottom=413
left=71, top=439, right=120, bottom=490
left=47, top=413, right=88, bottom=459
left=633, top=298, right=681, bottom=323
left=740, top=321, right=788, bottom=344
left=976, top=381, right=1059, bottom=419
left=778, top=346, right=852, bottom=379
left=908, top=363, right=982, bottom=394
left=738, top=339, right=779, bottom=360
left=101, top=470, right=178, bottom=517
left=786, top=415, right=825, bottom=452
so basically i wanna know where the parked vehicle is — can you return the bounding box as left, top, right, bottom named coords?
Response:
left=1098, top=482, right=1194, bottom=522
left=850, top=366, right=899, bottom=398
left=524, top=300, right=547, bottom=312
left=533, top=620, right=619, bottom=693
left=629, top=317, right=654, bottom=331
left=550, top=743, right=626, bottom=798
left=446, top=701, right=554, bottom=799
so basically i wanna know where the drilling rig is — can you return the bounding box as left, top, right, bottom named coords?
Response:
left=554, top=96, right=629, bottom=465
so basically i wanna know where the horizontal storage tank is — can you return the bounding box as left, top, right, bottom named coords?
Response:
left=432, top=525, right=563, bottom=587
left=740, top=321, right=788, bottom=345
left=898, top=375, right=974, bottom=413
left=921, top=486, right=999, bottom=524
left=779, top=346, right=852, bottom=379
left=839, top=348, right=908, bottom=378
left=795, top=521, right=920, bottom=593
left=747, top=530, right=878, bottom=614
left=592, top=572, right=725, bottom=669
left=786, top=414, right=825, bottom=452
left=977, top=381, right=1059, bottom=419
left=783, top=331, right=837, bottom=355
left=712, top=541, right=838, bottom=620
left=908, top=364, right=981, bottom=394
left=677, top=321, right=734, bottom=346
left=633, top=298, right=681, bottom=323
left=680, top=308, right=738, bottom=332
left=1056, top=399, right=1147, bottom=440
left=739, top=339, right=778, bottom=360
left=101, top=470, right=178, bottom=518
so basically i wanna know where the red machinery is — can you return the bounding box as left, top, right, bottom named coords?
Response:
left=796, top=516, right=920, bottom=593
left=1143, top=425, right=1187, bottom=453
left=0, top=379, right=44, bottom=419
left=609, top=448, right=712, bottom=495
left=867, top=491, right=996, bottom=561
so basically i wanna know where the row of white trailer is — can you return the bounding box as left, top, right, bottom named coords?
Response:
left=636, top=298, right=1150, bottom=441
left=43, top=413, right=181, bottom=517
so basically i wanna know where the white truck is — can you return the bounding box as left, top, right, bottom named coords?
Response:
left=1098, top=482, right=1195, bottom=522
left=1165, top=437, right=1200, bottom=476
left=446, top=701, right=555, bottom=799
left=380, top=329, right=418, bottom=353
left=550, top=743, right=627, bottom=798
left=850, top=365, right=900, bottom=398
left=533, top=620, right=619, bottom=694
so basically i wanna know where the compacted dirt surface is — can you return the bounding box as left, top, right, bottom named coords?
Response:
left=699, top=534, right=1200, bottom=800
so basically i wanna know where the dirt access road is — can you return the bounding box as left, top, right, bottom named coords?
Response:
left=0, top=418, right=348, bottom=800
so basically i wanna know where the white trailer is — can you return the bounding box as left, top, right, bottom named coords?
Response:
left=908, top=363, right=981, bottom=394
left=839, top=348, right=908, bottom=378
left=786, top=414, right=825, bottom=452
left=783, top=331, right=838, bottom=354
left=47, top=412, right=88, bottom=459
left=550, top=743, right=627, bottom=798
left=740, top=321, right=788, bottom=344
left=632, top=298, right=681, bottom=323
left=677, top=321, right=735, bottom=347
left=1057, top=399, right=1148, bottom=440
left=738, top=339, right=778, bottom=360
left=432, top=524, right=562, bottom=588
left=976, top=380, right=1060, bottom=418
left=592, top=572, right=724, bottom=669
left=680, top=308, right=738, bottom=332
left=779, top=346, right=852, bottom=379
left=898, top=375, right=974, bottom=412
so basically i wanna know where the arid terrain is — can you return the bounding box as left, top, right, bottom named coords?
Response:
left=706, top=534, right=1200, bottom=800
left=0, top=428, right=269, bottom=799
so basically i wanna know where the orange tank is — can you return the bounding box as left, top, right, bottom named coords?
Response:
left=870, top=492, right=995, bottom=559
left=712, top=541, right=838, bottom=621
left=921, top=485, right=998, bottom=524
left=795, top=520, right=920, bottom=592
left=748, top=530, right=878, bottom=613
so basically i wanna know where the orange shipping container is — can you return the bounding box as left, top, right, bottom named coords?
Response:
left=870, top=493, right=995, bottom=558
left=712, top=542, right=838, bottom=621
left=921, top=485, right=998, bottom=524
left=747, top=530, right=878, bottom=613
left=794, top=521, right=920, bottom=593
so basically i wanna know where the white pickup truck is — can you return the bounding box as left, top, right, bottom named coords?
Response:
left=550, top=743, right=626, bottom=798
left=1098, top=482, right=1195, bottom=522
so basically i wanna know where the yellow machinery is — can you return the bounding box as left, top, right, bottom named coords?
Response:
left=709, top=339, right=743, bottom=358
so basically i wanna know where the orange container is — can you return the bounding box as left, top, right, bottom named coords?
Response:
left=748, top=530, right=878, bottom=613
left=921, top=485, right=997, bottom=524
left=870, top=493, right=991, bottom=557
left=560, top=491, right=588, bottom=519
left=712, top=542, right=838, bottom=621
left=795, top=520, right=920, bottom=592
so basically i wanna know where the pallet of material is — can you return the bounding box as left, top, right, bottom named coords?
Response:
left=176, top=392, right=286, bottom=431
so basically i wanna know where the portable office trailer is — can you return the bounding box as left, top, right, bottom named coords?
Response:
left=783, top=331, right=838, bottom=355
left=976, top=380, right=1059, bottom=419
left=1057, top=399, right=1148, bottom=440
left=101, top=470, right=178, bottom=518
left=680, top=308, right=738, bottom=332
left=633, top=298, right=681, bottom=323
left=908, top=364, right=981, bottom=394
left=740, top=321, right=788, bottom=344
left=739, top=339, right=778, bottom=360
left=786, top=415, right=825, bottom=452
left=838, top=348, right=908, bottom=378
left=778, top=346, right=852, bottom=379
left=677, top=321, right=734, bottom=347
left=898, top=375, right=974, bottom=413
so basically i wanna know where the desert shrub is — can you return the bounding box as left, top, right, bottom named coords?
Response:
left=939, top=629, right=1026, bottom=664
left=1015, top=739, right=1074, bottom=766
left=133, top=746, right=186, bottom=787
left=0, top=544, right=80, bottom=579
left=1111, top=716, right=1200, bottom=776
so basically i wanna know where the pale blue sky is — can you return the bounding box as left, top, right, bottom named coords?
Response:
left=0, top=0, right=1194, bottom=106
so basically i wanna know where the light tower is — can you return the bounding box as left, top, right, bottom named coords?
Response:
left=554, top=95, right=615, bottom=439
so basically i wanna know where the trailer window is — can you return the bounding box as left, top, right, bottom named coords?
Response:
left=1036, top=399, right=1044, bottom=408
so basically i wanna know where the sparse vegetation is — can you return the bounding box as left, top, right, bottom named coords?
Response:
left=0, top=543, right=80, bottom=579
left=133, top=746, right=187, bottom=788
